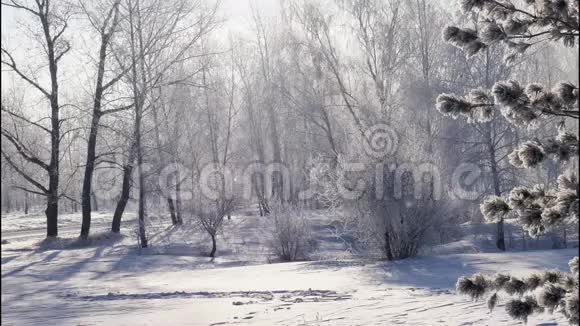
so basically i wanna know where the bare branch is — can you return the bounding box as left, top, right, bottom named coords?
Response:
left=101, top=103, right=134, bottom=116
left=1, top=129, right=50, bottom=170
left=1, top=106, right=51, bottom=133
left=12, top=185, right=47, bottom=196
left=0, top=150, right=48, bottom=193
left=1, top=48, right=50, bottom=98
left=1, top=1, right=39, bottom=16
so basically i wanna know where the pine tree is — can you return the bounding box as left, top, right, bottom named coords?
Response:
left=436, top=0, right=579, bottom=324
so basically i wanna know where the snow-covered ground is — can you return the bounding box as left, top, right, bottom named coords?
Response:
left=1, top=210, right=137, bottom=234
left=1, top=210, right=578, bottom=325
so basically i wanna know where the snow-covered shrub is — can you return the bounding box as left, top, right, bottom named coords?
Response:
left=268, top=207, right=317, bottom=262
left=306, top=155, right=450, bottom=260
left=366, top=198, right=449, bottom=260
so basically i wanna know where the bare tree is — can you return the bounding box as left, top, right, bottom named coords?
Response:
left=79, top=0, right=132, bottom=239
left=107, top=0, right=219, bottom=237
left=234, top=43, right=271, bottom=215
left=341, top=0, right=410, bottom=118
left=1, top=0, right=73, bottom=237
left=291, top=2, right=368, bottom=138
left=250, top=6, right=285, bottom=202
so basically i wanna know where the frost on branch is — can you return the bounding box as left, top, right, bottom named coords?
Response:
left=437, top=80, right=579, bottom=126
left=505, top=296, right=542, bottom=324
left=442, top=1, right=579, bottom=325
left=504, top=276, right=527, bottom=296
left=456, top=274, right=489, bottom=300
left=480, top=196, right=510, bottom=222
left=456, top=268, right=579, bottom=325
left=556, top=82, right=580, bottom=105
left=496, top=80, right=579, bottom=127
left=509, top=129, right=578, bottom=168
left=509, top=142, right=545, bottom=168
left=435, top=93, right=493, bottom=123
left=460, top=0, right=486, bottom=12
left=570, top=257, right=580, bottom=275
left=480, top=21, right=507, bottom=43
left=452, top=0, right=579, bottom=58
left=566, top=289, right=580, bottom=325
left=442, top=26, right=487, bottom=57
left=537, top=283, right=567, bottom=313
left=487, top=292, right=499, bottom=312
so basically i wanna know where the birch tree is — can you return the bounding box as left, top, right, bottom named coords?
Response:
left=1, top=0, right=74, bottom=237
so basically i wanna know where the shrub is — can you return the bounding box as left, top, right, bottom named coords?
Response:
left=268, top=207, right=317, bottom=262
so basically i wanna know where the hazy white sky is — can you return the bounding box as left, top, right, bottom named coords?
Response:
left=221, top=0, right=280, bottom=28
left=0, top=0, right=280, bottom=105
left=2, top=0, right=578, bottom=99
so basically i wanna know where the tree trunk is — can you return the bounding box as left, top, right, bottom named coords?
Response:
left=81, top=115, right=100, bottom=239
left=46, top=146, right=59, bottom=238
left=267, top=103, right=283, bottom=201
left=482, top=49, right=505, bottom=252
left=133, top=0, right=148, bottom=248
left=111, top=144, right=136, bottom=233
left=45, top=194, right=58, bottom=237
left=487, top=126, right=505, bottom=251
left=260, top=198, right=270, bottom=215
left=46, top=7, right=62, bottom=239
left=167, top=198, right=177, bottom=224
left=496, top=220, right=505, bottom=251
left=91, top=191, right=99, bottom=211
left=175, top=179, right=183, bottom=224
left=24, top=192, right=29, bottom=215
left=149, top=84, right=179, bottom=225
left=209, top=233, right=217, bottom=258
left=81, top=71, right=104, bottom=239
left=239, top=71, right=269, bottom=215
left=80, top=0, right=121, bottom=239
left=4, top=185, right=11, bottom=214
left=45, top=101, right=60, bottom=238
left=563, top=227, right=567, bottom=249
left=385, top=228, right=394, bottom=261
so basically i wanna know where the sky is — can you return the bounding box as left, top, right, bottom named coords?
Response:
left=2, top=0, right=578, bottom=104
left=0, top=0, right=281, bottom=113
left=221, top=0, right=280, bottom=31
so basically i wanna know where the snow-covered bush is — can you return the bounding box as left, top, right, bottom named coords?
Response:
left=305, top=155, right=450, bottom=260
left=370, top=199, right=449, bottom=260
left=268, top=207, right=317, bottom=262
